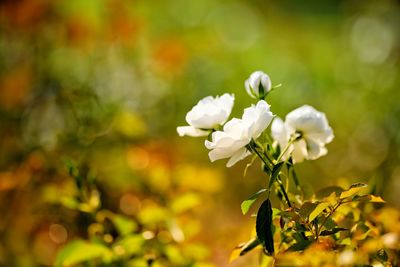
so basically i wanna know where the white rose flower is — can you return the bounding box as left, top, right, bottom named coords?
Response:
left=205, top=100, right=274, bottom=167
left=271, top=105, right=334, bottom=163
left=245, top=71, right=272, bottom=99
left=177, top=93, right=234, bottom=137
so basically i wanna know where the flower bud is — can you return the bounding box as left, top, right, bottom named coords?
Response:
left=245, top=71, right=272, bottom=99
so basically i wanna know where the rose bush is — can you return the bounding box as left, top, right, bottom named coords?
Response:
left=178, top=71, right=397, bottom=266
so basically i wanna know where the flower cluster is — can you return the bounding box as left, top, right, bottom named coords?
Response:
left=177, top=71, right=334, bottom=167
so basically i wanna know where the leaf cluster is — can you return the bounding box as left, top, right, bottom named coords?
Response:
left=231, top=183, right=398, bottom=266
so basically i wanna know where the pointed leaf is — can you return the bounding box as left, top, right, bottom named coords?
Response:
left=288, top=239, right=313, bottom=251
left=256, top=199, right=274, bottom=254
left=316, top=186, right=344, bottom=199
left=229, top=248, right=241, bottom=263
left=340, top=183, right=368, bottom=199
left=240, top=238, right=261, bottom=256
left=320, top=228, right=348, bottom=236
left=353, top=194, right=385, bottom=203
left=299, top=202, right=318, bottom=219
left=241, top=189, right=267, bottom=215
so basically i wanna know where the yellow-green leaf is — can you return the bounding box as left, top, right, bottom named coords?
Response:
left=340, top=183, right=368, bottom=199
left=55, top=240, right=112, bottom=267
left=112, top=215, right=138, bottom=236
left=353, top=194, right=385, bottom=203
left=113, top=234, right=145, bottom=256
left=309, top=202, right=330, bottom=222
left=241, top=189, right=267, bottom=215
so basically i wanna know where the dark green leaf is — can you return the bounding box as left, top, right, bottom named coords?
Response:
left=376, top=249, right=388, bottom=262
left=292, top=232, right=306, bottom=243
left=239, top=238, right=261, bottom=256
left=319, top=228, right=348, bottom=236
left=268, top=162, right=284, bottom=189
left=299, top=202, right=318, bottom=220
left=256, top=199, right=274, bottom=254
left=288, top=239, right=313, bottom=251
left=294, top=222, right=307, bottom=232
left=349, top=182, right=368, bottom=189
left=324, top=217, right=337, bottom=230
left=241, top=189, right=267, bottom=215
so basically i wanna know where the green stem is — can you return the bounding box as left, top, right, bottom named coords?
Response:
left=277, top=176, right=292, bottom=208
left=246, top=142, right=272, bottom=172
left=316, top=202, right=342, bottom=240
left=253, top=140, right=274, bottom=165
left=276, top=132, right=303, bottom=163
left=276, top=137, right=296, bottom=163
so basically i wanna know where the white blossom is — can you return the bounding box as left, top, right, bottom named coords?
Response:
left=177, top=93, right=234, bottom=137
left=271, top=105, right=334, bottom=163
left=205, top=100, right=274, bottom=167
left=245, top=71, right=272, bottom=99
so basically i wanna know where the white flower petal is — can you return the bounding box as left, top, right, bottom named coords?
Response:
left=292, top=139, right=308, bottom=163
left=184, top=94, right=235, bottom=130
left=226, top=147, right=251, bottom=167
left=177, top=126, right=209, bottom=137
left=205, top=100, right=273, bottom=167
left=217, top=93, right=235, bottom=115
left=305, top=138, right=327, bottom=160
left=242, top=100, right=274, bottom=139
left=286, top=105, right=333, bottom=139
left=271, top=117, right=289, bottom=149
left=274, top=105, right=334, bottom=163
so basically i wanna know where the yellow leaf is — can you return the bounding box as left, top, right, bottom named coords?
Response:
left=229, top=248, right=241, bottom=263
left=325, top=192, right=338, bottom=206
left=369, top=195, right=385, bottom=203
left=340, top=183, right=368, bottom=199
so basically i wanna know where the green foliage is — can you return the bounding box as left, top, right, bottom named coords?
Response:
left=55, top=240, right=112, bottom=267
left=234, top=181, right=396, bottom=266
left=241, top=189, right=267, bottom=215
left=52, top=163, right=216, bottom=267
left=268, top=162, right=284, bottom=190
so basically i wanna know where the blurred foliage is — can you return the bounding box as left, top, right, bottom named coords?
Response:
left=0, top=0, right=400, bottom=266
left=53, top=162, right=216, bottom=267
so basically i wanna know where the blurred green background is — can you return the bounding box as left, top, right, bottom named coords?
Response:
left=0, top=0, right=399, bottom=266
